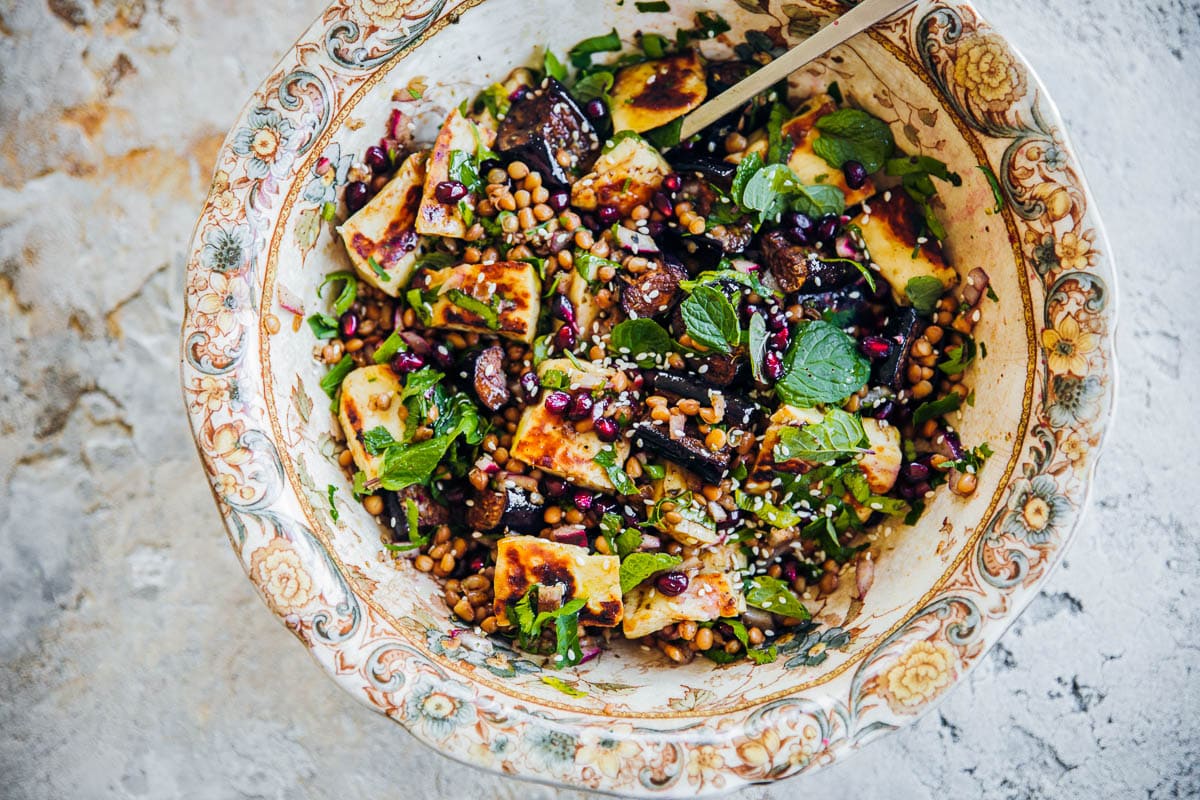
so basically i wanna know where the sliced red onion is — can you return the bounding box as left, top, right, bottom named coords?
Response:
left=276, top=284, right=304, bottom=316
left=835, top=235, right=858, bottom=259
left=399, top=330, right=431, bottom=354
left=637, top=533, right=662, bottom=551
left=388, top=109, right=405, bottom=141
left=578, top=646, right=602, bottom=665
left=550, top=525, right=588, bottom=548
left=932, top=424, right=967, bottom=460
left=855, top=552, right=875, bottom=600
left=615, top=226, right=659, bottom=254
left=959, top=267, right=991, bottom=309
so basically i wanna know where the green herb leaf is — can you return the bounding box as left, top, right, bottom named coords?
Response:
left=735, top=490, right=802, bottom=528
left=540, top=368, right=571, bottom=390
left=445, top=289, right=500, bottom=330
left=615, top=527, right=643, bottom=559
left=787, top=181, right=846, bottom=219
left=540, top=675, right=587, bottom=696
left=776, top=320, right=870, bottom=407
left=594, top=446, right=638, bottom=495
left=610, top=318, right=674, bottom=366
left=680, top=285, right=739, bottom=354
left=317, top=270, right=358, bottom=316
left=554, top=603, right=585, bottom=668
left=676, top=10, right=730, bottom=47
left=635, top=0, right=670, bottom=11
left=361, top=425, right=397, bottom=455
left=377, top=433, right=456, bottom=490
left=543, top=47, right=568, bottom=81
left=372, top=330, right=407, bottom=364
left=619, top=552, right=683, bottom=594
left=911, top=393, right=962, bottom=427
left=938, top=336, right=977, bottom=375
left=326, top=484, right=340, bottom=522
left=320, top=355, right=356, bottom=399
left=904, top=275, right=944, bottom=315
left=567, top=28, right=622, bottom=69
left=571, top=70, right=614, bottom=105
left=748, top=313, right=769, bottom=383
left=773, top=408, right=868, bottom=462
left=745, top=575, right=811, bottom=619
left=812, top=108, right=895, bottom=173
left=640, top=32, right=670, bottom=58
left=447, top=149, right=482, bottom=193
left=766, top=102, right=789, bottom=164
left=476, top=83, right=511, bottom=120
left=644, top=117, right=683, bottom=150
left=575, top=250, right=622, bottom=282
left=404, top=497, right=425, bottom=545
left=352, top=471, right=369, bottom=497
left=723, top=618, right=777, bottom=664
left=740, top=163, right=796, bottom=224
left=307, top=312, right=340, bottom=340
left=730, top=151, right=762, bottom=207
left=643, top=463, right=666, bottom=481
left=680, top=264, right=775, bottom=298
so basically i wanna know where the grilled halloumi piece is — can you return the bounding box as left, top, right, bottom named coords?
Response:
left=566, top=269, right=604, bottom=340
left=859, top=418, right=902, bottom=494
left=493, top=535, right=622, bottom=627
left=509, top=359, right=630, bottom=493
left=337, top=365, right=405, bottom=481
left=609, top=50, right=707, bottom=134
left=650, top=463, right=719, bottom=546
left=622, top=570, right=746, bottom=639
left=853, top=190, right=957, bottom=305
left=337, top=151, right=427, bottom=296
left=752, top=405, right=825, bottom=478
left=415, top=108, right=495, bottom=238
left=571, top=134, right=671, bottom=216
left=417, top=260, right=541, bottom=343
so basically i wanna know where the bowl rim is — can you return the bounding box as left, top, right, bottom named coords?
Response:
left=180, top=0, right=1118, bottom=794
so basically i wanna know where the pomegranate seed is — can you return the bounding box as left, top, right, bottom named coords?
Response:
left=594, top=416, right=619, bottom=442
left=542, top=477, right=568, bottom=497
left=364, top=145, right=390, bottom=174
left=435, top=180, right=468, bottom=204
left=509, top=85, right=529, bottom=102
left=816, top=214, right=840, bottom=243
left=519, top=371, right=541, bottom=399
left=345, top=181, right=370, bottom=212
left=654, top=572, right=689, bottom=596
left=860, top=336, right=893, bottom=360
left=548, top=190, right=570, bottom=211
left=597, top=205, right=620, bottom=226
left=573, top=491, right=594, bottom=511
left=843, top=160, right=868, bottom=190
left=544, top=391, right=571, bottom=415
left=767, top=308, right=789, bottom=331
left=770, top=328, right=790, bottom=351
left=764, top=350, right=785, bottom=381
left=430, top=344, right=454, bottom=368
left=593, top=498, right=616, bottom=517
left=663, top=173, right=681, bottom=193
left=390, top=351, right=425, bottom=374
left=585, top=99, right=606, bottom=120
left=651, top=191, right=674, bottom=217
left=903, top=461, right=931, bottom=481
left=468, top=556, right=486, bottom=572
left=339, top=312, right=359, bottom=337
left=549, top=293, right=576, bottom=326
left=568, top=391, right=594, bottom=421
left=553, top=325, right=577, bottom=350
left=783, top=560, right=799, bottom=582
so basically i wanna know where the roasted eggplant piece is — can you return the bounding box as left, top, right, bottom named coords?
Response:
left=689, top=353, right=742, bottom=388
left=705, top=220, right=753, bottom=254
left=658, top=227, right=724, bottom=274
left=620, top=261, right=686, bottom=319
left=872, top=306, right=924, bottom=390
left=470, top=344, right=510, bottom=411
left=632, top=421, right=731, bottom=484
left=642, top=370, right=760, bottom=427
left=383, top=485, right=450, bottom=538
left=798, top=279, right=873, bottom=324
left=466, top=483, right=544, bottom=533
left=760, top=230, right=862, bottom=294
left=667, top=153, right=737, bottom=182
left=496, top=77, right=599, bottom=187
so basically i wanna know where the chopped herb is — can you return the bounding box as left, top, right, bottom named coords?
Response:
left=986, top=285, right=999, bottom=302
left=904, top=275, right=944, bottom=315
left=326, top=484, right=339, bottom=522
left=567, top=29, right=623, bottom=69
left=643, top=463, right=666, bottom=481
left=773, top=408, right=868, bottom=461
left=978, top=164, right=1005, bottom=213
left=317, top=270, right=358, bottom=316
left=765, top=103, right=789, bottom=164
left=723, top=617, right=778, bottom=664
left=372, top=330, right=406, bottom=364
left=938, top=336, right=977, bottom=375
left=886, top=155, right=962, bottom=241
left=445, top=289, right=500, bottom=330
left=540, top=368, right=571, bottom=390
left=408, top=85, right=424, bottom=100
left=635, top=0, right=670, bottom=10
left=361, top=425, right=397, bottom=455
left=319, top=355, right=356, bottom=399
left=307, top=312, right=340, bottom=340
left=744, top=575, right=810, bottom=620
left=640, top=32, right=670, bottom=58
left=644, top=116, right=683, bottom=149
left=619, top=552, right=682, bottom=594
left=680, top=285, right=740, bottom=354
left=321, top=201, right=336, bottom=221
left=543, top=47, right=568, bottom=81
left=813, top=108, right=895, bottom=174
left=594, top=446, right=638, bottom=495
left=912, top=393, right=962, bottom=426
left=748, top=313, right=769, bottom=382
left=610, top=318, right=674, bottom=366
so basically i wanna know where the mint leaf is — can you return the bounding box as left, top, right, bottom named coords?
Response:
left=773, top=408, right=867, bottom=462
left=731, top=151, right=763, bottom=207
left=904, top=275, right=944, bottom=315
left=543, top=47, right=567, bottom=81
left=740, top=163, right=796, bottom=224
left=748, top=313, right=769, bottom=383
left=361, top=425, right=397, bottom=455
left=680, top=285, right=739, bottom=354
left=812, top=108, right=894, bottom=173
left=723, top=617, right=778, bottom=664
left=320, top=355, right=356, bottom=399
left=572, top=70, right=614, bottom=105
left=644, top=116, right=683, bottom=150
left=938, top=336, right=977, bottom=375
left=372, top=330, right=406, bottom=364
left=619, top=552, right=683, bottom=594
left=735, top=490, right=802, bottom=528
left=745, top=575, right=811, bottom=620
left=615, top=527, right=643, bottom=559
left=788, top=182, right=846, bottom=219
left=594, top=446, right=638, bottom=495
left=912, top=393, right=962, bottom=427
left=610, top=319, right=673, bottom=366
left=777, top=321, right=870, bottom=407
left=377, top=433, right=456, bottom=490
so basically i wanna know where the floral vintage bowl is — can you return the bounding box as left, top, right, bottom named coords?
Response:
left=181, top=0, right=1116, bottom=794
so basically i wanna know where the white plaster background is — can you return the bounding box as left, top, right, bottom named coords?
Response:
left=0, top=0, right=1196, bottom=797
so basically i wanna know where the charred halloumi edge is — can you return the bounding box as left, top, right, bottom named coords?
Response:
left=609, top=50, right=707, bottom=134
left=336, top=151, right=428, bottom=297
left=419, top=260, right=541, bottom=343
left=566, top=269, right=604, bottom=342
left=860, top=417, right=902, bottom=494
left=621, top=545, right=748, bottom=639
left=852, top=192, right=957, bottom=306
left=509, top=359, right=630, bottom=493
left=571, top=134, right=671, bottom=215
left=415, top=108, right=495, bottom=239
left=337, top=364, right=405, bottom=481
left=650, top=462, right=719, bottom=546
left=492, top=535, right=622, bottom=628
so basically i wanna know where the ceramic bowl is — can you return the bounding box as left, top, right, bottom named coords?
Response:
left=181, top=0, right=1116, bottom=794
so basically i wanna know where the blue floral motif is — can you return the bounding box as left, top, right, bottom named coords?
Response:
left=1003, top=475, right=1069, bottom=545
left=1043, top=143, right=1068, bottom=171
left=231, top=108, right=300, bottom=180
left=403, top=676, right=474, bottom=739
left=779, top=626, right=852, bottom=669
left=528, top=727, right=578, bottom=768
left=1047, top=374, right=1102, bottom=427
left=200, top=223, right=251, bottom=273
left=301, top=142, right=354, bottom=206
left=425, top=629, right=541, bottom=678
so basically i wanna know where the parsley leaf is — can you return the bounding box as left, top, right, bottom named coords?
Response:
left=745, top=575, right=811, bottom=619
left=776, top=321, right=870, bottom=407
left=938, top=336, right=977, bottom=375
left=812, top=108, right=895, bottom=174
left=680, top=285, right=739, bottom=353
left=773, top=408, right=868, bottom=462
left=619, top=552, right=682, bottom=594
left=594, top=446, right=638, bottom=495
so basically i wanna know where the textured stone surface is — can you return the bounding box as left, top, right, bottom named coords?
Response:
left=0, top=1, right=1196, bottom=797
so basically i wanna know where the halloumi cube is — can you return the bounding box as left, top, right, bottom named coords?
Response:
left=853, top=190, right=957, bottom=305
left=622, top=571, right=746, bottom=638
left=415, top=108, right=495, bottom=238
left=493, top=535, right=622, bottom=627
left=571, top=134, right=671, bottom=215
left=609, top=50, right=707, bottom=134
left=650, top=462, right=718, bottom=546
left=566, top=269, right=604, bottom=341
left=418, top=260, right=541, bottom=343
left=859, top=418, right=902, bottom=494
left=509, top=359, right=630, bottom=493
left=337, top=365, right=405, bottom=481
left=337, top=151, right=427, bottom=296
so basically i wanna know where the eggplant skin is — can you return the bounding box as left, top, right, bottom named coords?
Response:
left=642, top=370, right=760, bottom=427
left=872, top=306, right=923, bottom=390
left=496, top=77, right=599, bottom=186
left=383, top=485, right=450, bottom=539
left=632, top=421, right=730, bottom=484
left=472, top=344, right=510, bottom=411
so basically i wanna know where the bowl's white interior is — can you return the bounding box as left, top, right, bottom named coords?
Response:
left=260, top=0, right=1033, bottom=715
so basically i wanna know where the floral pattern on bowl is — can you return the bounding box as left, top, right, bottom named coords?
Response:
left=180, top=0, right=1116, bottom=794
